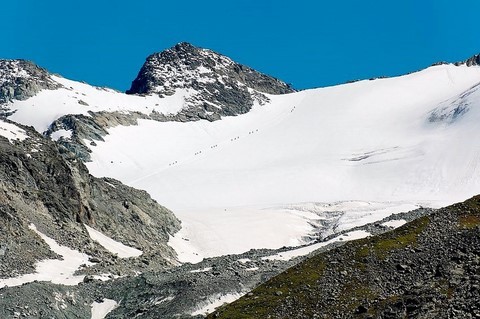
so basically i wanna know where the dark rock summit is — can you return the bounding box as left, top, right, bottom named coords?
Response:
left=127, top=42, right=295, bottom=121
left=40, top=43, right=296, bottom=161
left=455, top=53, right=480, bottom=67
left=0, top=60, right=61, bottom=106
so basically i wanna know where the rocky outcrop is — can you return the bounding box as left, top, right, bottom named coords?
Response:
left=0, top=119, right=181, bottom=278
left=126, top=42, right=294, bottom=121
left=455, top=53, right=480, bottom=67
left=45, top=111, right=150, bottom=162
left=0, top=205, right=432, bottom=319
left=210, top=196, right=480, bottom=318
left=0, top=60, right=61, bottom=107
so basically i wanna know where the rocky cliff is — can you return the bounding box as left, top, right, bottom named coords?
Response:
left=455, top=53, right=480, bottom=67
left=0, top=118, right=181, bottom=279
left=0, top=60, right=61, bottom=106
left=127, top=42, right=294, bottom=121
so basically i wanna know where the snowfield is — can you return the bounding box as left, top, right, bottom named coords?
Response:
left=84, top=225, right=143, bottom=258
left=85, top=64, right=480, bottom=261
left=90, top=299, right=118, bottom=319
left=191, top=292, right=245, bottom=317
left=261, top=230, right=372, bottom=261
left=0, top=224, right=93, bottom=288
left=8, top=75, right=194, bottom=133
left=6, top=63, right=480, bottom=262
left=0, top=119, right=28, bottom=143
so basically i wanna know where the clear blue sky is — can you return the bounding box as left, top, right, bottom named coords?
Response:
left=2, top=0, right=480, bottom=91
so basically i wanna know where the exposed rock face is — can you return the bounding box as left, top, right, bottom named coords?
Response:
left=0, top=60, right=61, bottom=106
left=0, top=119, right=181, bottom=278
left=41, top=44, right=296, bottom=161
left=127, top=42, right=295, bottom=121
left=45, top=111, right=149, bottom=162
left=210, top=196, right=480, bottom=318
left=455, top=53, right=480, bottom=67
left=0, top=205, right=433, bottom=319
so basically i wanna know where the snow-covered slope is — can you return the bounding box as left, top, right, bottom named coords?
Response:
left=85, top=63, right=480, bottom=261
left=3, top=49, right=480, bottom=262
left=7, top=75, right=190, bottom=133
left=87, top=64, right=480, bottom=208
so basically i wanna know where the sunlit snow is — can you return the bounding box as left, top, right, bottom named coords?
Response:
left=83, top=64, right=480, bottom=261
left=90, top=299, right=118, bottom=319
left=5, top=63, right=480, bottom=263
left=262, top=230, right=371, bottom=261
left=50, top=128, right=72, bottom=141
left=84, top=225, right=142, bottom=258
left=382, top=219, right=407, bottom=228
left=8, top=75, right=193, bottom=133
left=0, top=224, right=92, bottom=288
left=0, top=120, right=28, bottom=143
left=191, top=292, right=244, bottom=316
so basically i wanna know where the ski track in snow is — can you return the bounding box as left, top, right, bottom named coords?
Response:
left=5, top=64, right=480, bottom=263
left=83, top=65, right=480, bottom=262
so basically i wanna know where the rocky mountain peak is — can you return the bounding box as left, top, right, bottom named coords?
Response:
left=0, top=59, right=61, bottom=106
left=464, top=53, right=480, bottom=66
left=126, top=42, right=294, bottom=121
left=454, top=53, right=480, bottom=67
left=171, top=41, right=197, bottom=53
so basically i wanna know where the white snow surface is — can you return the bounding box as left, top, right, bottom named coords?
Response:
left=0, top=120, right=28, bottom=142
left=6, top=63, right=480, bottom=263
left=0, top=224, right=92, bottom=288
left=7, top=75, right=192, bottom=133
left=190, top=267, right=212, bottom=273
left=262, top=230, right=371, bottom=261
left=382, top=219, right=408, bottom=228
left=84, top=225, right=142, bottom=258
left=168, top=201, right=418, bottom=263
left=167, top=205, right=323, bottom=263
left=50, top=128, right=72, bottom=141
left=90, top=299, right=118, bottom=319
left=82, top=64, right=480, bottom=261
left=191, top=292, right=244, bottom=316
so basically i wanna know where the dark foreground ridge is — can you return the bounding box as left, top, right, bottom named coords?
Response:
left=209, top=196, right=480, bottom=318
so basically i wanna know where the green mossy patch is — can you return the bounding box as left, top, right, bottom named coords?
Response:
left=458, top=215, right=480, bottom=229
left=210, top=257, right=326, bottom=319
left=356, top=216, right=429, bottom=260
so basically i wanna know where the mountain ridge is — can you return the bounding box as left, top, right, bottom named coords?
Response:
left=1, top=46, right=479, bottom=105
left=126, top=41, right=295, bottom=121
left=0, top=46, right=480, bottom=318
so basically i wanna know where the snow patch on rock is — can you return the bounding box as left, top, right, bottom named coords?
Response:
left=0, top=120, right=28, bottom=143
left=84, top=225, right=142, bottom=258
left=0, top=224, right=93, bottom=288
left=90, top=299, right=118, bottom=319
